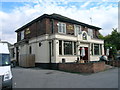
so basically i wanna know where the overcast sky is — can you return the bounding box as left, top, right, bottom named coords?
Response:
left=0, top=0, right=118, bottom=44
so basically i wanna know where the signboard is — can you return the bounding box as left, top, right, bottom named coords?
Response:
left=25, top=28, right=30, bottom=35
left=67, top=25, right=74, bottom=30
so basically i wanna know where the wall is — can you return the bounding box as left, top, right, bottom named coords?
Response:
left=54, top=34, right=104, bottom=62
left=90, top=56, right=100, bottom=61
left=31, top=40, right=50, bottom=63
left=17, top=34, right=104, bottom=64
left=59, top=61, right=105, bottom=73
left=106, top=60, right=120, bottom=67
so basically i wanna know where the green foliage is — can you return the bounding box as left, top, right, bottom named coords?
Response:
left=100, top=28, right=120, bottom=51
left=99, top=28, right=120, bottom=59
left=98, top=33, right=104, bottom=40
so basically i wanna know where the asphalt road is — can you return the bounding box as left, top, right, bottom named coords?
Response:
left=12, top=67, right=118, bottom=88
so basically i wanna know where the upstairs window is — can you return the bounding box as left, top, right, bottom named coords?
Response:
left=58, top=22, right=66, bottom=34
left=88, top=28, right=93, bottom=38
left=74, top=25, right=81, bottom=36
left=21, top=30, right=24, bottom=40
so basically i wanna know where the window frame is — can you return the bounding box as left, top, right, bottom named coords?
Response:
left=74, top=25, right=81, bottom=36
left=91, top=43, right=102, bottom=55
left=58, top=22, right=66, bottom=34
left=21, top=30, right=24, bottom=40
left=64, top=41, right=73, bottom=55
left=59, top=40, right=77, bottom=55
left=88, top=28, right=93, bottom=38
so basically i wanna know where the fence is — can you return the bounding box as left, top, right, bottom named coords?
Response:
left=19, top=54, right=35, bottom=67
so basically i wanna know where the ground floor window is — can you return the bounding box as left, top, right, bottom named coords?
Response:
left=94, top=44, right=99, bottom=55
left=29, top=46, right=32, bottom=54
left=74, top=42, right=76, bottom=55
left=91, top=43, right=102, bottom=55
left=51, top=40, right=54, bottom=56
left=59, top=40, right=76, bottom=55
left=64, top=41, right=72, bottom=55
left=59, top=40, right=62, bottom=55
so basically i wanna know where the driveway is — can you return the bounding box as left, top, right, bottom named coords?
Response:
left=12, top=67, right=118, bottom=88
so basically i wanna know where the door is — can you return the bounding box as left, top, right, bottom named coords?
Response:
left=80, top=47, right=88, bottom=61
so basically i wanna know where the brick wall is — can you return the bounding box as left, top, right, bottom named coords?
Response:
left=106, top=60, right=120, bottom=67
left=59, top=62, right=105, bottom=73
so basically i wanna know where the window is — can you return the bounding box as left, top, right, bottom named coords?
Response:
left=58, top=22, right=66, bottom=34
left=91, top=43, right=94, bottom=55
left=0, top=54, right=10, bottom=66
left=100, top=44, right=102, bottom=55
left=83, top=33, right=87, bottom=40
left=74, top=25, right=81, bottom=36
left=64, top=41, right=72, bottom=55
left=94, top=44, right=99, bottom=55
left=59, top=40, right=62, bottom=55
left=88, top=28, right=93, bottom=38
left=59, top=40, right=77, bottom=55
left=21, top=30, right=24, bottom=40
left=74, top=42, right=76, bottom=55
left=91, top=43, right=102, bottom=55
left=29, top=46, right=32, bottom=54
left=51, top=40, right=54, bottom=56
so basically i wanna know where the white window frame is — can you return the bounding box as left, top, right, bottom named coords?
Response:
left=59, top=40, right=77, bottom=55
left=58, top=22, right=66, bottom=34
left=21, top=30, right=24, bottom=40
left=88, top=28, right=93, bottom=38
left=74, top=25, right=81, bottom=36
left=91, top=43, right=102, bottom=56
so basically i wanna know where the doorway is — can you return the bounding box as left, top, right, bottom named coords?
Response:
left=80, top=47, right=88, bottom=62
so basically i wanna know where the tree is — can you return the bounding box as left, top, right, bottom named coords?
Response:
left=98, top=28, right=120, bottom=60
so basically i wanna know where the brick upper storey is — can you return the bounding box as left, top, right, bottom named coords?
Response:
left=15, top=13, right=101, bottom=42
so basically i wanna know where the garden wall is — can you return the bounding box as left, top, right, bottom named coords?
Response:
left=58, top=61, right=105, bottom=73
left=106, top=60, right=120, bottom=67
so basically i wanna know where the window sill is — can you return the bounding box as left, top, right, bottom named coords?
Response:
left=59, top=55, right=77, bottom=57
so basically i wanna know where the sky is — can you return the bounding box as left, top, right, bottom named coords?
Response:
left=0, top=0, right=118, bottom=44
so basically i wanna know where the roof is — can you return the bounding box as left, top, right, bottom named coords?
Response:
left=15, top=13, right=101, bottom=32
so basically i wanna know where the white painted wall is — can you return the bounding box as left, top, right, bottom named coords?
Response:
left=18, top=32, right=104, bottom=63
left=30, top=41, right=50, bottom=63
left=90, top=56, right=100, bottom=61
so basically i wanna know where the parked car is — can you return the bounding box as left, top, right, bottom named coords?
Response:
left=99, top=55, right=108, bottom=61
left=0, top=42, right=13, bottom=90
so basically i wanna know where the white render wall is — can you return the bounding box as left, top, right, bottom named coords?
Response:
left=29, top=40, right=50, bottom=63
left=18, top=32, right=104, bottom=63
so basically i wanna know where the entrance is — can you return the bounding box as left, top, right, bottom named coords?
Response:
left=80, top=47, right=88, bottom=62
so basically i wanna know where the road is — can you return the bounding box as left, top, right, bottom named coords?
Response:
left=12, top=67, right=118, bottom=88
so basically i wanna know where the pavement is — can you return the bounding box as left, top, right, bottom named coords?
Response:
left=12, top=67, right=119, bottom=88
